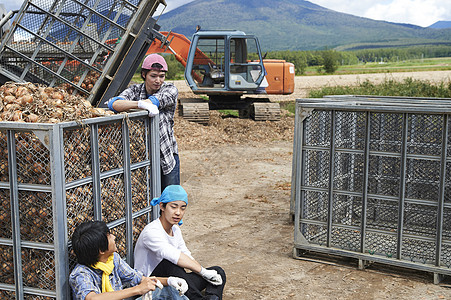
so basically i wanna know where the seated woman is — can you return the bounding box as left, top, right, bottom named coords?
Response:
left=134, top=185, right=226, bottom=300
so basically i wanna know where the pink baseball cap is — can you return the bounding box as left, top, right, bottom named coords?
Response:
left=142, top=54, right=168, bottom=71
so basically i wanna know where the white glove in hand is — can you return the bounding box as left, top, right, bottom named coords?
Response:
left=142, top=279, right=163, bottom=300
left=143, top=292, right=152, bottom=300
left=138, top=100, right=159, bottom=117
left=167, top=276, right=188, bottom=295
left=155, top=279, right=164, bottom=289
left=199, top=267, right=223, bottom=285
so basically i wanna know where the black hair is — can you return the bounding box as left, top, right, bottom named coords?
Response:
left=159, top=202, right=167, bottom=215
left=141, top=62, right=166, bottom=80
left=71, top=220, right=110, bottom=266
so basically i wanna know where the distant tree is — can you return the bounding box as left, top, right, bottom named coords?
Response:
left=265, top=50, right=307, bottom=75
left=165, top=55, right=185, bottom=80
left=321, top=49, right=339, bottom=74
left=306, top=52, right=323, bottom=66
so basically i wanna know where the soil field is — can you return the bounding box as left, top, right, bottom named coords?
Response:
left=170, top=71, right=451, bottom=300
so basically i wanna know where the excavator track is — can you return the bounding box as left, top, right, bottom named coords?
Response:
left=179, top=99, right=210, bottom=124
left=178, top=98, right=281, bottom=123
left=251, top=102, right=281, bottom=121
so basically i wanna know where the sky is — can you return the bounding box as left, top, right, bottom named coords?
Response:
left=1, top=0, right=450, bottom=28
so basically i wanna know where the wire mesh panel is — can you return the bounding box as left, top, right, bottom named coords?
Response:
left=292, top=96, right=451, bottom=280
left=0, top=0, right=164, bottom=100
left=0, top=111, right=160, bottom=299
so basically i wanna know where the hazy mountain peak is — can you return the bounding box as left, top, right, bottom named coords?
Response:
left=429, top=21, right=451, bottom=29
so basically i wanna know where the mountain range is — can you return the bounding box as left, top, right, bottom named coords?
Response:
left=156, top=0, right=451, bottom=51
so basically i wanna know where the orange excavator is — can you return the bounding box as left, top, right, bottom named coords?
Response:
left=147, top=30, right=295, bottom=122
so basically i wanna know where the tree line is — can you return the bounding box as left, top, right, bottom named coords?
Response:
left=264, top=45, right=451, bottom=75
left=159, top=45, right=451, bottom=79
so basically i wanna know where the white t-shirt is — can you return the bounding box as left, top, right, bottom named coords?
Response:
left=134, top=218, right=192, bottom=276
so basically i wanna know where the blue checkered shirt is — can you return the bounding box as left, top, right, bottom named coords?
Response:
left=69, top=252, right=143, bottom=300
left=117, top=82, right=178, bottom=175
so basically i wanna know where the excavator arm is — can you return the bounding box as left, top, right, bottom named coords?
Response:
left=105, top=30, right=211, bottom=83
left=146, top=31, right=218, bottom=84
left=147, top=31, right=217, bottom=66
left=146, top=31, right=190, bottom=67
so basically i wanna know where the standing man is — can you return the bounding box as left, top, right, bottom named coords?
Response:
left=106, top=54, right=179, bottom=190
left=134, top=185, right=226, bottom=300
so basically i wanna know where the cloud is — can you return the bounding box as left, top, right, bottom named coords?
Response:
left=1, top=0, right=24, bottom=12
left=155, top=0, right=195, bottom=15
left=363, top=0, right=450, bottom=27
left=310, top=0, right=451, bottom=27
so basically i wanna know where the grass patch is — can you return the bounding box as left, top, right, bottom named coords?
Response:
left=304, top=57, right=451, bottom=75
left=218, top=109, right=239, bottom=117
left=309, top=78, right=451, bottom=98
left=131, top=74, right=142, bottom=83
left=280, top=102, right=296, bottom=115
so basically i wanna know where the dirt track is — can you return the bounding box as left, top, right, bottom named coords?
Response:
left=171, top=71, right=451, bottom=299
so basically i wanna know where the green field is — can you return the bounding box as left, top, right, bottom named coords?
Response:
left=304, top=57, right=451, bottom=75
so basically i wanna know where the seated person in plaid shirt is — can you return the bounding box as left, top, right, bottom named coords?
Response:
left=106, top=54, right=179, bottom=192
left=69, top=220, right=188, bottom=300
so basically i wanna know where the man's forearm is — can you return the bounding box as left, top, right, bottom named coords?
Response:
left=84, top=285, right=142, bottom=300
left=177, top=252, right=202, bottom=273
left=84, top=276, right=156, bottom=300
left=156, top=277, right=168, bottom=286
left=112, top=99, right=139, bottom=112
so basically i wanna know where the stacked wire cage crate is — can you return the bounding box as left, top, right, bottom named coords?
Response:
left=0, top=0, right=166, bottom=106
left=291, top=96, right=451, bottom=283
left=0, top=111, right=160, bottom=299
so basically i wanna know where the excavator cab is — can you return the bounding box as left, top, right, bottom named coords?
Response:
left=185, top=31, right=265, bottom=94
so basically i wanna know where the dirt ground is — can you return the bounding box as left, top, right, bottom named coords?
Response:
left=170, top=71, right=451, bottom=300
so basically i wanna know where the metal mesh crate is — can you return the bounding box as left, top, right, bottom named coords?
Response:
left=0, top=0, right=165, bottom=105
left=291, top=96, right=451, bottom=281
left=0, top=111, right=160, bottom=299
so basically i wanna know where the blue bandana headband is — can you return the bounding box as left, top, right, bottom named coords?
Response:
left=150, top=185, right=188, bottom=225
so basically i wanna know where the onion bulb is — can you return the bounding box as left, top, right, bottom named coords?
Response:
left=19, top=95, right=33, bottom=105
left=4, top=95, right=16, bottom=104
left=26, top=113, right=39, bottom=123
left=12, top=111, right=23, bottom=121
left=52, top=92, right=64, bottom=100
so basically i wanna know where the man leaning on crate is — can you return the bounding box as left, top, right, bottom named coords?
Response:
left=69, top=220, right=189, bottom=300
left=105, top=54, right=180, bottom=192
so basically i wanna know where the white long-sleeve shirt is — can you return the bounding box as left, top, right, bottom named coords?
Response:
left=134, top=218, right=192, bottom=276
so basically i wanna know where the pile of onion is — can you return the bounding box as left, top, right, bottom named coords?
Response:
left=60, top=70, right=100, bottom=94
left=0, top=82, right=113, bottom=123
